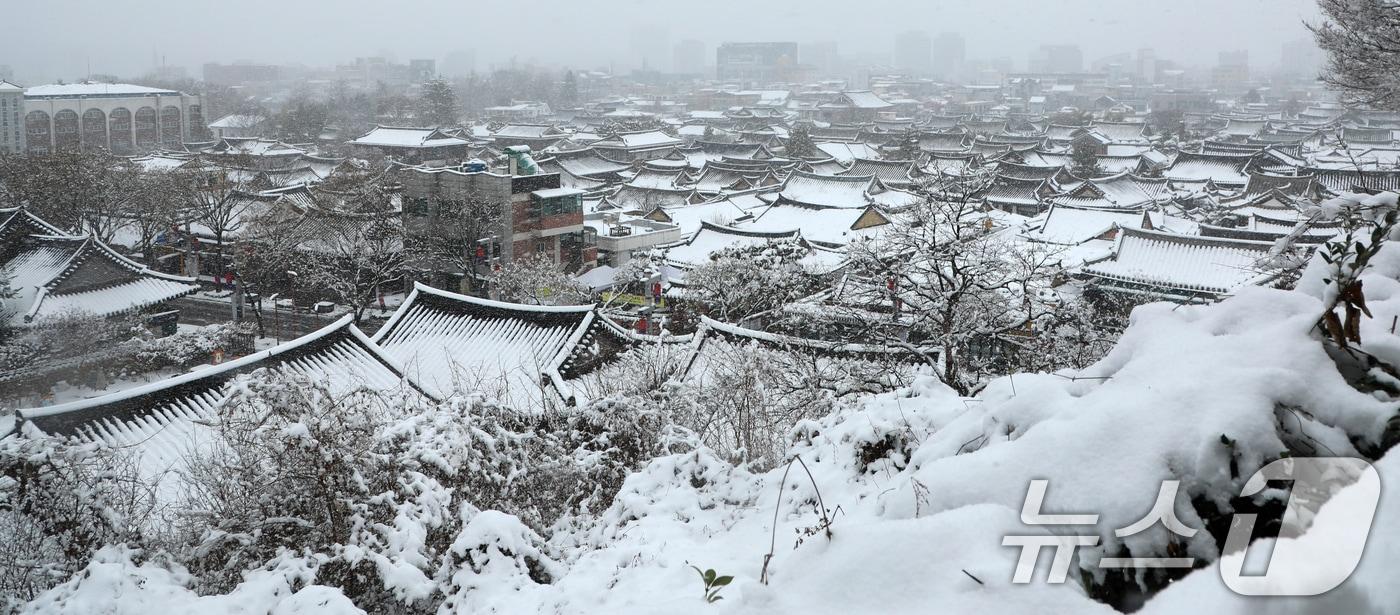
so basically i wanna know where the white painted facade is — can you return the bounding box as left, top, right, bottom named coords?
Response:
left=21, top=83, right=205, bottom=155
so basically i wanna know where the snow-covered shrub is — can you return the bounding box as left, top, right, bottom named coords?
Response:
left=174, top=370, right=394, bottom=595
left=685, top=239, right=827, bottom=323
left=124, top=323, right=247, bottom=374
left=20, top=546, right=364, bottom=615
left=0, top=425, right=153, bottom=613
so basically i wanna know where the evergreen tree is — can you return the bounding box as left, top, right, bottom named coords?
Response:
left=560, top=70, right=579, bottom=108
left=893, top=127, right=922, bottom=161
left=1069, top=138, right=1104, bottom=178
left=786, top=123, right=819, bottom=158
left=418, top=79, right=460, bottom=128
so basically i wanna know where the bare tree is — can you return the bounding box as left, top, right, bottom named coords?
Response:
left=177, top=155, right=262, bottom=282
left=486, top=254, right=592, bottom=305
left=846, top=186, right=1061, bottom=394
left=1310, top=0, right=1400, bottom=110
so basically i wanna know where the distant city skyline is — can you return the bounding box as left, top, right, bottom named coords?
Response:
left=2, top=0, right=1323, bottom=85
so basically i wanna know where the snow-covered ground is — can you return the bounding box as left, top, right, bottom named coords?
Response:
left=20, top=263, right=1400, bottom=613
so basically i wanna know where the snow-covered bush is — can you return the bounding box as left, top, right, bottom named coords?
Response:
left=125, top=323, right=247, bottom=374
left=0, top=425, right=153, bottom=613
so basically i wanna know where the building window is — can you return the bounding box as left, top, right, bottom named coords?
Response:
left=531, top=193, right=582, bottom=217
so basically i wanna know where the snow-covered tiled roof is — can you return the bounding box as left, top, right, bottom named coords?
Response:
left=1080, top=227, right=1285, bottom=298
left=815, top=141, right=882, bottom=165
left=662, top=221, right=800, bottom=269
left=592, top=129, right=684, bottom=151
left=1029, top=205, right=1152, bottom=245
left=747, top=203, right=891, bottom=248
left=16, top=317, right=417, bottom=494
left=492, top=124, right=563, bottom=139
left=349, top=126, right=469, bottom=149
left=1090, top=121, right=1149, bottom=144
left=371, top=283, right=601, bottom=407
left=1, top=208, right=199, bottom=325
left=1164, top=151, right=1254, bottom=187
left=838, top=159, right=917, bottom=187
left=821, top=90, right=893, bottom=109
left=537, top=148, right=631, bottom=179
left=775, top=170, right=877, bottom=209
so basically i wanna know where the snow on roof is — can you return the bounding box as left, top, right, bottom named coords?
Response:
left=1080, top=227, right=1284, bottom=297
left=747, top=203, right=890, bottom=248
left=1051, top=172, right=1171, bottom=209
left=349, top=126, right=469, bottom=149
left=623, top=167, right=684, bottom=190
left=128, top=154, right=195, bottom=172
left=0, top=80, right=24, bottom=93
left=839, top=159, right=917, bottom=187
left=371, top=283, right=598, bottom=407
left=1, top=210, right=199, bottom=324
left=777, top=170, right=877, bottom=209
left=822, top=90, right=893, bottom=109
left=651, top=197, right=761, bottom=237
left=23, top=82, right=182, bottom=98
left=532, top=187, right=586, bottom=199
left=983, top=176, right=1048, bottom=208
left=1164, top=151, right=1253, bottom=187
left=663, top=222, right=800, bottom=269
left=593, top=130, right=684, bottom=151
left=207, top=114, right=265, bottom=129
left=539, top=148, right=631, bottom=178
left=815, top=141, right=882, bottom=165
left=17, top=316, right=417, bottom=499
left=1029, top=205, right=1152, bottom=245
left=493, top=124, right=563, bottom=139
left=605, top=185, right=698, bottom=210
left=1089, top=121, right=1149, bottom=143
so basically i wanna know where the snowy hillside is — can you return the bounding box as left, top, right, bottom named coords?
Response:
left=14, top=239, right=1400, bottom=614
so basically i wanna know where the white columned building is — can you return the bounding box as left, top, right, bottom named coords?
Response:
left=20, top=82, right=204, bottom=156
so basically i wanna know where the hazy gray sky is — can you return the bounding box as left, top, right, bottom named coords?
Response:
left=3, top=0, right=1322, bottom=83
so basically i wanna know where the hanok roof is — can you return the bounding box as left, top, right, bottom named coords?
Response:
left=838, top=159, right=918, bottom=187
left=919, top=131, right=972, bottom=154
left=689, top=163, right=775, bottom=195
left=982, top=176, right=1049, bottom=210
left=815, top=141, right=882, bottom=165
left=624, top=167, right=685, bottom=190
left=207, top=137, right=307, bottom=158
left=1198, top=214, right=1341, bottom=244
left=747, top=202, right=891, bottom=248
left=775, top=170, right=880, bottom=209
left=1029, top=204, right=1159, bottom=245
left=604, top=185, right=702, bottom=211
left=644, top=196, right=760, bottom=237
left=1312, top=168, right=1400, bottom=194
left=1080, top=227, right=1285, bottom=298
left=996, top=161, right=1061, bottom=181
left=1220, top=118, right=1270, bottom=139
left=1163, top=151, right=1254, bottom=187
left=349, top=126, right=469, bottom=149
left=821, top=90, right=893, bottom=109
left=18, top=315, right=415, bottom=440
left=592, top=129, right=684, bottom=151
left=371, top=283, right=604, bottom=407
left=207, top=114, right=266, bottom=130
left=1, top=209, right=199, bottom=325
left=1049, top=172, right=1171, bottom=210
left=493, top=124, right=565, bottom=139
left=662, top=221, right=801, bottom=269
left=1242, top=172, right=1318, bottom=198
left=537, top=148, right=631, bottom=179
left=1090, top=121, right=1149, bottom=144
